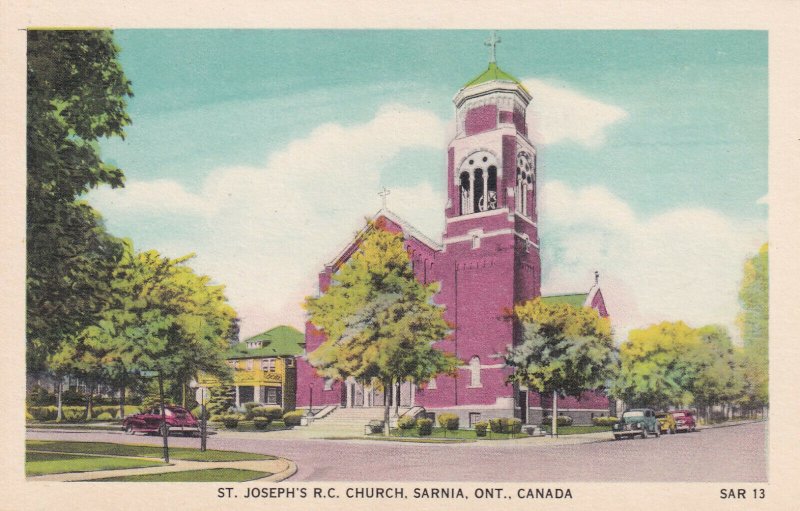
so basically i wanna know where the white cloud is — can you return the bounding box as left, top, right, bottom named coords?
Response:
left=522, top=78, right=629, bottom=147
left=539, top=180, right=767, bottom=342
left=91, top=104, right=447, bottom=338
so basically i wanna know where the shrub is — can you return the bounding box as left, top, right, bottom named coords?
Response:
left=252, top=406, right=283, bottom=420
left=416, top=418, right=433, bottom=436
left=253, top=417, right=271, bottom=430
left=29, top=406, right=58, bottom=421
left=96, top=412, right=114, bottom=421
left=191, top=406, right=210, bottom=420
left=62, top=407, right=85, bottom=422
left=368, top=420, right=384, bottom=434
left=542, top=415, right=574, bottom=427
left=437, top=413, right=459, bottom=431
left=220, top=413, right=244, bottom=429
left=282, top=410, right=306, bottom=426
left=508, top=418, right=522, bottom=434
left=488, top=417, right=522, bottom=434
left=489, top=418, right=504, bottom=433
left=243, top=402, right=260, bottom=419
left=92, top=406, right=119, bottom=419
left=592, top=416, right=618, bottom=426
left=25, top=410, right=34, bottom=421
left=474, top=421, right=488, bottom=437
left=397, top=416, right=416, bottom=430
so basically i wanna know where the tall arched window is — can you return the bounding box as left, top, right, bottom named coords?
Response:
left=516, top=151, right=534, bottom=216
left=469, top=356, right=481, bottom=387
left=457, top=151, right=499, bottom=215
left=459, top=171, right=471, bottom=215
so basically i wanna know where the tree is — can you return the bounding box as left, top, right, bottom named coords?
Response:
left=27, top=30, right=133, bottom=370
left=506, top=298, right=618, bottom=436
left=737, top=243, right=768, bottom=407
left=207, top=384, right=236, bottom=418
left=73, top=241, right=237, bottom=414
left=305, top=222, right=459, bottom=435
left=691, top=325, right=740, bottom=423
left=613, top=321, right=702, bottom=410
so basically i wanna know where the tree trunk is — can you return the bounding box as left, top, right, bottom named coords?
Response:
left=383, top=378, right=391, bottom=436
left=56, top=381, right=63, bottom=422
left=393, top=379, right=400, bottom=417
left=552, top=389, right=559, bottom=437
left=119, top=384, right=126, bottom=419
left=158, top=372, right=170, bottom=462
left=85, top=385, right=94, bottom=421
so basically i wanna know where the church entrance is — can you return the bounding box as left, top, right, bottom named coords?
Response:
left=340, top=379, right=415, bottom=408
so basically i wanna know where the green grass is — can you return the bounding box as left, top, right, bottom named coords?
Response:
left=335, top=435, right=475, bottom=443
left=26, top=451, right=165, bottom=476
left=540, top=425, right=612, bottom=435
left=27, top=423, right=122, bottom=431
left=26, top=440, right=275, bottom=462
left=90, top=468, right=271, bottom=482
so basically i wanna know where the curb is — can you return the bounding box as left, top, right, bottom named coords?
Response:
left=266, top=459, right=297, bottom=482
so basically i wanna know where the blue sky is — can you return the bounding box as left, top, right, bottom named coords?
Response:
left=90, top=30, right=768, bottom=340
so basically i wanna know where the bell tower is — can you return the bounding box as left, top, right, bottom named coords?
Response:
left=442, top=34, right=540, bottom=305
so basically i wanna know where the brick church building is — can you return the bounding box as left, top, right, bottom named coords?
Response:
left=296, top=46, right=612, bottom=426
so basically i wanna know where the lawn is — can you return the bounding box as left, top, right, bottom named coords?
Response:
left=91, top=468, right=271, bottom=482
left=26, top=440, right=275, bottom=462
left=26, top=451, right=165, bottom=476
left=209, top=420, right=291, bottom=432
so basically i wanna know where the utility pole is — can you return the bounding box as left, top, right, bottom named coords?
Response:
left=158, top=371, right=170, bottom=463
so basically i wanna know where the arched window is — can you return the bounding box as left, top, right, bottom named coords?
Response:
left=459, top=171, right=471, bottom=215
left=469, top=356, right=481, bottom=387
left=516, top=152, right=533, bottom=216
left=457, top=151, right=499, bottom=215
left=473, top=169, right=484, bottom=212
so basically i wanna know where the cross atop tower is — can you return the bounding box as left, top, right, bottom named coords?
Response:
left=378, top=186, right=391, bottom=209
left=485, top=30, right=501, bottom=63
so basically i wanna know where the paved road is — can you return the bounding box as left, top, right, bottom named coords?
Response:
left=27, top=421, right=767, bottom=482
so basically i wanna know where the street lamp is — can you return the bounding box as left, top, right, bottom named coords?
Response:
left=308, top=382, right=314, bottom=417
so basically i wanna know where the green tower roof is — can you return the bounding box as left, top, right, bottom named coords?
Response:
left=463, top=62, right=528, bottom=92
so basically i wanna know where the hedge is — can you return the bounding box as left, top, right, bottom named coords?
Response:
left=474, top=421, right=488, bottom=437
left=542, top=415, right=574, bottom=427
left=416, top=418, right=433, bottom=436
left=252, top=406, right=283, bottom=421
left=96, top=412, right=114, bottom=420
left=437, top=413, right=459, bottom=431
left=283, top=410, right=306, bottom=426
left=253, top=417, right=271, bottom=429
left=592, top=416, right=618, bottom=426
left=220, top=413, right=244, bottom=428
left=397, top=416, right=416, bottom=430
left=489, top=417, right=523, bottom=434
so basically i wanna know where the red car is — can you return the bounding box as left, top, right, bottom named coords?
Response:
left=122, top=405, right=200, bottom=436
left=670, top=409, right=697, bottom=432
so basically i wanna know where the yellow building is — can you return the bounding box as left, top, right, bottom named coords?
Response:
left=199, top=325, right=304, bottom=410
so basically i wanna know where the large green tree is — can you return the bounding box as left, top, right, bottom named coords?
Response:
left=506, top=298, right=618, bottom=436
left=72, top=241, right=237, bottom=413
left=305, top=222, right=459, bottom=435
left=738, top=243, right=768, bottom=406
left=27, top=30, right=133, bottom=369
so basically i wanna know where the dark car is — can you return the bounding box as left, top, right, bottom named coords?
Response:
left=670, top=409, right=697, bottom=432
left=122, top=405, right=200, bottom=436
left=612, top=409, right=661, bottom=440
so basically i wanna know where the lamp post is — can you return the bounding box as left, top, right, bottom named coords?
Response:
left=308, top=382, right=314, bottom=417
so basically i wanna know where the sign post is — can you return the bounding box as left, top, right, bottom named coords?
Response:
left=157, top=371, right=170, bottom=462
left=194, top=385, right=209, bottom=451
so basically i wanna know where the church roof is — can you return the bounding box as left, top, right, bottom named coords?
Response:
left=225, top=325, right=305, bottom=359
left=463, top=62, right=528, bottom=93
left=540, top=293, right=590, bottom=308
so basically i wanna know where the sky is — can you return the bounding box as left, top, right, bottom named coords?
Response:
left=88, top=30, right=768, bottom=342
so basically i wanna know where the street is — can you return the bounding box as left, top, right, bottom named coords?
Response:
left=27, top=421, right=767, bottom=482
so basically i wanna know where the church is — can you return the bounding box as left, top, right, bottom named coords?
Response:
left=296, top=39, right=611, bottom=427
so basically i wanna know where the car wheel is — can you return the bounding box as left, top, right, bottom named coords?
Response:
left=124, top=424, right=135, bottom=435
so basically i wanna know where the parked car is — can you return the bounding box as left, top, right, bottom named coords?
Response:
left=612, top=409, right=661, bottom=440
left=656, top=412, right=677, bottom=434
left=122, top=405, right=200, bottom=436
left=670, top=409, right=697, bottom=432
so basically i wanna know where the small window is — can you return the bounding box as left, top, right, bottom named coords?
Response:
left=261, top=358, right=276, bottom=371
left=471, top=235, right=480, bottom=249
left=324, top=378, right=333, bottom=391
left=246, top=359, right=253, bottom=370
left=469, top=356, right=482, bottom=387
left=266, top=387, right=278, bottom=405
left=427, top=377, right=437, bottom=390
left=286, top=357, right=295, bottom=368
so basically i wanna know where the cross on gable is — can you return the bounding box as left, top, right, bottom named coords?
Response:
left=378, top=187, right=391, bottom=209
left=485, top=30, right=501, bottom=63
